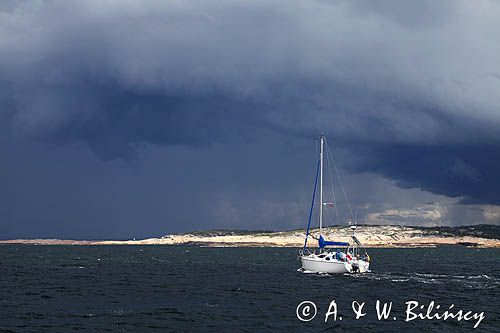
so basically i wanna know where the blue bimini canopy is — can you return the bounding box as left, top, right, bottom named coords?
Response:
left=318, top=235, right=349, bottom=249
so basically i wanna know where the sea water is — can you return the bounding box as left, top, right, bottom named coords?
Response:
left=0, top=246, right=498, bottom=332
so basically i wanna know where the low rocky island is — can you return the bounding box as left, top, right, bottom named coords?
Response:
left=1, top=225, right=499, bottom=248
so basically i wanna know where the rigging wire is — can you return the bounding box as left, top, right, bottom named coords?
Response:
left=325, top=144, right=340, bottom=225
left=325, top=140, right=356, bottom=222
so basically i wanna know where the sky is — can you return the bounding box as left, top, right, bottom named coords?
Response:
left=1, top=0, right=500, bottom=239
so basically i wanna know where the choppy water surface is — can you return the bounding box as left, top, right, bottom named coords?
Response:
left=0, top=246, right=498, bottom=332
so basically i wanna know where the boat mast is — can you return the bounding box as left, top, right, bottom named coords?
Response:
left=319, top=133, right=324, bottom=235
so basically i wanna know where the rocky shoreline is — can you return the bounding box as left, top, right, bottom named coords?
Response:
left=1, top=225, right=499, bottom=248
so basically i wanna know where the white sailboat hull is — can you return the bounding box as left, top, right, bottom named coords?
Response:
left=301, top=256, right=348, bottom=274
left=300, top=254, right=369, bottom=274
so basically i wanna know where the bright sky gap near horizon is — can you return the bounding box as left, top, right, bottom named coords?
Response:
left=1, top=0, right=500, bottom=239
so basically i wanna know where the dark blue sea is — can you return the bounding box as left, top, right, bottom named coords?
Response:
left=0, top=246, right=498, bottom=332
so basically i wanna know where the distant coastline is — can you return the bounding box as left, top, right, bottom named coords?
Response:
left=1, top=224, right=499, bottom=248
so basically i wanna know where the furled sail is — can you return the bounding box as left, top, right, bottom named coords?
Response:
left=318, top=235, right=349, bottom=249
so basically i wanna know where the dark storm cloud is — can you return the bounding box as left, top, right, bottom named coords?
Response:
left=352, top=143, right=500, bottom=204
left=1, top=0, right=500, bottom=205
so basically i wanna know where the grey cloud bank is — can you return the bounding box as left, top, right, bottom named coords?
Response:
left=1, top=1, right=500, bottom=238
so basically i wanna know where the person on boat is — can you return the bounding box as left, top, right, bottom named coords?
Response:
left=335, top=249, right=342, bottom=260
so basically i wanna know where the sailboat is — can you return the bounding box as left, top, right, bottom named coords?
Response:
left=299, top=134, right=370, bottom=274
